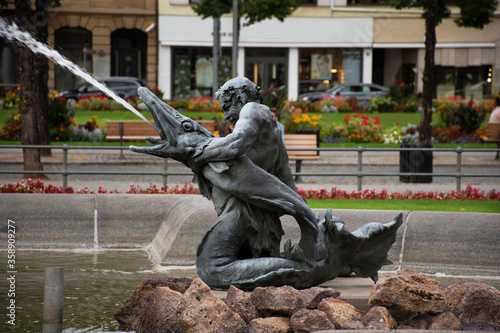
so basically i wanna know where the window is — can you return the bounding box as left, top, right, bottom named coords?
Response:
left=435, top=65, right=492, bottom=99
left=0, top=38, right=19, bottom=86
left=54, top=27, right=92, bottom=91
left=299, top=48, right=362, bottom=94
left=172, top=47, right=232, bottom=99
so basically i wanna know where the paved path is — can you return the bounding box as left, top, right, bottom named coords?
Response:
left=1, top=147, right=499, bottom=193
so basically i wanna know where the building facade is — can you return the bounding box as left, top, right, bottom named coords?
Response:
left=159, top=0, right=500, bottom=101
left=1, top=0, right=499, bottom=100
left=1, top=0, right=158, bottom=91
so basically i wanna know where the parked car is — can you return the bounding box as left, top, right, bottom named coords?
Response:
left=57, top=77, right=148, bottom=100
left=298, top=83, right=389, bottom=103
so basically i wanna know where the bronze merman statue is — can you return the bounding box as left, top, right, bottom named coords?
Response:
left=131, top=77, right=402, bottom=290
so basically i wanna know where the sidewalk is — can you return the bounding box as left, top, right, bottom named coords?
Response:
left=1, top=147, right=499, bottom=194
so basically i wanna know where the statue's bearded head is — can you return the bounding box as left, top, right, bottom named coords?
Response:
left=215, top=77, right=262, bottom=124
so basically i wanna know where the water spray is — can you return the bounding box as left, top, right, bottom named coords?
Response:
left=0, top=17, right=161, bottom=133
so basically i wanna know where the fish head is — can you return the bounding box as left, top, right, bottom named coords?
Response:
left=130, top=87, right=215, bottom=161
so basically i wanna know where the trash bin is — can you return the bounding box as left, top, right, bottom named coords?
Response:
left=399, top=145, right=433, bottom=183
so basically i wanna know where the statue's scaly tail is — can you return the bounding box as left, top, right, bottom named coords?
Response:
left=323, top=210, right=403, bottom=282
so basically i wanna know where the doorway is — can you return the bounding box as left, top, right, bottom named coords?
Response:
left=111, top=29, right=147, bottom=80
left=245, top=48, right=287, bottom=93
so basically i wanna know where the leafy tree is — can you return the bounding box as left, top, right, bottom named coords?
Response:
left=192, top=0, right=300, bottom=25
left=386, top=0, right=498, bottom=146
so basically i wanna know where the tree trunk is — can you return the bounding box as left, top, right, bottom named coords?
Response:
left=420, top=0, right=437, bottom=146
left=15, top=0, right=44, bottom=179
left=35, top=0, right=51, bottom=156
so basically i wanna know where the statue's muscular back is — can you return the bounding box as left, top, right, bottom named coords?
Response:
left=233, top=102, right=294, bottom=189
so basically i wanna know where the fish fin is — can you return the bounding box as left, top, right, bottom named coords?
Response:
left=209, top=162, right=230, bottom=173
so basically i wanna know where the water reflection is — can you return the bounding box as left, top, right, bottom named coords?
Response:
left=0, top=250, right=197, bottom=333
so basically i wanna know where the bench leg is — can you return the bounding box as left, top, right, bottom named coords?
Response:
left=496, top=142, right=500, bottom=160
left=294, top=160, right=303, bottom=183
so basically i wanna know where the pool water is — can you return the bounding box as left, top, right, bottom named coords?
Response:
left=0, top=250, right=198, bottom=333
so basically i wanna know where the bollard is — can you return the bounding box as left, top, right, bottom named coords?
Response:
left=43, top=267, right=64, bottom=333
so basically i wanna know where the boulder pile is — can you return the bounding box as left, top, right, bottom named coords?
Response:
left=114, top=269, right=499, bottom=332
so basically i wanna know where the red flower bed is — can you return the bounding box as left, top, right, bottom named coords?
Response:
left=1, top=179, right=498, bottom=201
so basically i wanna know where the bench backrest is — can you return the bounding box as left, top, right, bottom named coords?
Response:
left=106, top=120, right=216, bottom=137
left=106, top=121, right=159, bottom=137
left=283, top=134, right=319, bottom=157
left=485, top=122, right=500, bottom=140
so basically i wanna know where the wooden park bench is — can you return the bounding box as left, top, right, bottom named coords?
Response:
left=483, top=122, right=500, bottom=160
left=284, top=133, right=320, bottom=182
left=106, top=122, right=320, bottom=181
left=106, top=120, right=216, bottom=141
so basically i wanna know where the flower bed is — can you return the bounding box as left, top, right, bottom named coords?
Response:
left=1, top=179, right=498, bottom=201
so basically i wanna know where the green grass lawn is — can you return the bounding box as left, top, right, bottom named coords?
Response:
left=307, top=199, right=500, bottom=213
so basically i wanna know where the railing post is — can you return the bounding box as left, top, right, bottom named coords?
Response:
left=62, top=144, right=68, bottom=189
left=162, top=159, right=168, bottom=186
left=357, top=146, right=363, bottom=191
left=119, top=122, right=125, bottom=160
left=456, top=147, right=463, bottom=191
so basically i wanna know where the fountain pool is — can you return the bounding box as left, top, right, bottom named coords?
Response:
left=0, top=250, right=197, bottom=332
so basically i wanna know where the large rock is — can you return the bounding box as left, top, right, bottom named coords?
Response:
left=445, top=282, right=500, bottom=331
left=401, top=312, right=461, bottom=330
left=136, top=286, right=186, bottom=333
left=290, top=308, right=335, bottom=332
left=361, top=306, right=397, bottom=330
left=225, top=285, right=261, bottom=323
left=250, top=285, right=304, bottom=316
left=317, top=298, right=364, bottom=329
left=114, top=277, right=192, bottom=330
left=368, top=269, right=446, bottom=321
left=429, top=312, right=462, bottom=330
left=180, top=278, right=246, bottom=333
left=300, top=286, right=341, bottom=309
left=248, top=317, right=292, bottom=333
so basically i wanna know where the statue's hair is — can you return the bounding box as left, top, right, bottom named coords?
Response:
left=215, top=78, right=263, bottom=103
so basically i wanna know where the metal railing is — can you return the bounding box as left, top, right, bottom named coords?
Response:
left=1, top=144, right=499, bottom=191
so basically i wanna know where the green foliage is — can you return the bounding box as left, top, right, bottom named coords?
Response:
left=191, top=0, right=300, bottom=25
left=367, top=96, right=398, bottom=113
left=454, top=0, right=499, bottom=28
left=385, top=0, right=451, bottom=24
left=48, top=92, right=76, bottom=142
left=262, top=87, right=287, bottom=111
left=0, top=111, right=22, bottom=140
left=439, top=103, right=486, bottom=134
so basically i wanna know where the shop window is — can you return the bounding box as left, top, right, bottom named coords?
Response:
left=435, top=65, right=492, bottom=99
left=54, top=27, right=92, bottom=91
left=172, top=47, right=231, bottom=99
left=299, top=48, right=361, bottom=94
